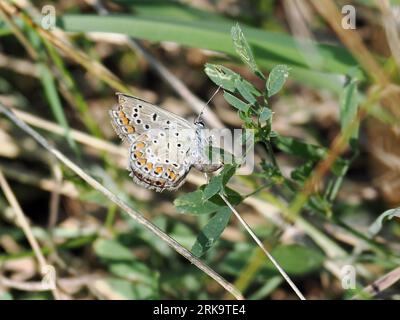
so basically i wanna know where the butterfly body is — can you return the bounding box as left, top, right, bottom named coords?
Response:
left=109, top=93, right=221, bottom=192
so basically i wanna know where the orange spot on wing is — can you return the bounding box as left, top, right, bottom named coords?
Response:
left=136, top=142, right=145, bottom=149
left=122, top=117, right=129, bottom=125
left=126, top=125, right=135, bottom=133
left=167, top=169, right=177, bottom=181
left=134, top=151, right=143, bottom=158
left=138, top=158, right=147, bottom=166
left=146, top=163, right=153, bottom=170
left=154, top=167, right=163, bottom=174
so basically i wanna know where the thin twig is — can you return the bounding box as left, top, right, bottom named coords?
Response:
left=0, top=169, right=61, bottom=299
left=0, top=103, right=244, bottom=300
left=86, top=0, right=224, bottom=129
left=0, top=52, right=39, bottom=77
left=219, top=192, right=306, bottom=300
left=0, top=276, right=56, bottom=292
left=352, top=266, right=400, bottom=299
left=6, top=107, right=124, bottom=156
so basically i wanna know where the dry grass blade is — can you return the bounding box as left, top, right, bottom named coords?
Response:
left=0, top=169, right=61, bottom=299
left=0, top=1, right=130, bottom=94
left=0, top=103, right=244, bottom=300
left=376, top=0, right=400, bottom=71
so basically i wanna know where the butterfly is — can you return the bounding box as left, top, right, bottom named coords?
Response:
left=109, top=93, right=222, bottom=192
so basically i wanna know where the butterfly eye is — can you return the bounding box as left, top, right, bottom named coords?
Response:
left=195, top=120, right=205, bottom=127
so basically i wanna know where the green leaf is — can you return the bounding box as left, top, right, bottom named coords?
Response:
left=331, top=157, right=351, bottom=177
left=94, top=239, right=135, bottom=261
left=103, top=277, right=158, bottom=299
left=274, top=135, right=326, bottom=160
left=223, top=91, right=249, bottom=112
left=170, top=223, right=196, bottom=249
left=231, top=22, right=264, bottom=79
left=203, top=164, right=237, bottom=200
left=340, top=78, right=360, bottom=146
left=205, top=64, right=261, bottom=104
left=222, top=244, right=324, bottom=277
left=276, top=136, right=350, bottom=182
left=368, top=207, right=400, bottom=237
left=202, top=177, right=223, bottom=201
left=223, top=187, right=243, bottom=206
left=248, top=276, right=282, bottom=300
left=235, top=78, right=257, bottom=105
left=204, top=63, right=238, bottom=92
left=259, top=107, right=272, bottom=122
left=174, top=190, right=221, bottom=215
left=269, top=245, right=324, bottom=275
left=266, top=65, right=290, bottom=97
left=109, top=261, right=158, bottom=286
left=290, top=161, right=314, bottom=184
left=307, top=194, right=331, bottom=215
left=191, top=207, right=232, bottom=257
left=260, top=161, right=283, bottom=181
left=238, top=77, right=262, bottom=97
left=175, top=184, right=242, bottom=215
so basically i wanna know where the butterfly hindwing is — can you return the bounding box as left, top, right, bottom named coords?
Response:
left=110, top=93, right=197, bottom=192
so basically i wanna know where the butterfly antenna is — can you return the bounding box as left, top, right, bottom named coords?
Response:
left=196, top=85, right=222, bottom=122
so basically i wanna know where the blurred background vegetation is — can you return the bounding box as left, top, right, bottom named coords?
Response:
left=0, top=0, right=399, bottom=300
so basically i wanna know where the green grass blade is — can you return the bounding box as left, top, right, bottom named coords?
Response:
left=59, top=15, right=356, bottom=93
left=38, top=63, right=79, bottom=154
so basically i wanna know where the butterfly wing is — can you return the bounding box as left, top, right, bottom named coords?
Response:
left=109, top=93, right=196, bottom=192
